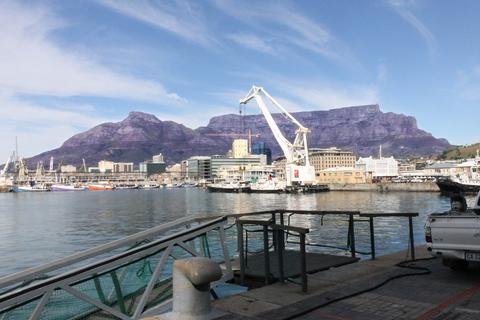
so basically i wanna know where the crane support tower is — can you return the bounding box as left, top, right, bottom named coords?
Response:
left=239, top=85, right=316, bottom=186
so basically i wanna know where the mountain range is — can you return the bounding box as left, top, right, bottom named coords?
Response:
left=27, top=105, right=450, bottom=166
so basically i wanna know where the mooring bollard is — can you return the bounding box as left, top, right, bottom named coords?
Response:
left=159, top=257, right=222, bottom=320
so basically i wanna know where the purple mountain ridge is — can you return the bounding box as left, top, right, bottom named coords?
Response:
left=27, top=105, right=450, bottom=167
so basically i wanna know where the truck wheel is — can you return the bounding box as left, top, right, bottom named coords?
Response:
left=442, top=258, right=469, bottom=270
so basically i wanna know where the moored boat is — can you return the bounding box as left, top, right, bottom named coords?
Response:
left=207, top=181, right=250, bottom=193
left=88, top=184, right=114, bottom=191
left=249, top=179, right=286, bottom=193
left=436, top=177, right=480, bottom=195
left=13, top=184, right=48, bottom=192
left=51, top=184, right=87, bottom=192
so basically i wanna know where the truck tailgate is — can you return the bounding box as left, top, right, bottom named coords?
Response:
left=429, top=215, right=480, bottom=251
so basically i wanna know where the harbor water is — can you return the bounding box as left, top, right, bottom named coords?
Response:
left=0, top=189, right=456, bottom=277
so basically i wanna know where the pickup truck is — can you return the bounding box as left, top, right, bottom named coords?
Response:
left=425, top=192, right=480, bottom=269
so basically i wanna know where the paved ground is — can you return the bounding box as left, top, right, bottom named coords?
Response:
left=212, top=247, right=480, bottom=320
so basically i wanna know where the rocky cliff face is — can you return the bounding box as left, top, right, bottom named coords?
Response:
left=202, top=105, right=450, bottom=159
left=28, top=105, right=450, bottom=167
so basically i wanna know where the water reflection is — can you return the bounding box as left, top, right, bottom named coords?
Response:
left=0, top=189, right=455, bottom=277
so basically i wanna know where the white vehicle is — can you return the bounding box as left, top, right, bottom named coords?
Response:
left=425, top=192, right=480, bottom=269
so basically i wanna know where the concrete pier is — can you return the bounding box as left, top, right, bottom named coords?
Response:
left=211, top=246, right=480, bottom=320
left=328, top=182, right=440, bottom=192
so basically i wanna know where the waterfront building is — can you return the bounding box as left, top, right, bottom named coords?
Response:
left=185, top=156, right=212, bottom=180
left=164, top=164, right=182, bottom=182
left=88, top=167, right=100, bottom=173
left=210, top=154, right=266, bottom=178
left=356, top=156, right=399, bottom=177
left=152, top=153, right=164, bottom=163
left=422, top=162, right=460, bottom=177
left=232, top=139, right=249, bottom=158
left=60, top=165, right=77, bottom=173
left=316, top=167, right=371, bottom=184
left=217, top=164, right=276, bottom=182
left=113, top=162, right=133, bottom=173
left=252, top=142, right=272, bottom=165
left=98, top=160, right=114, bottom=173
left=184, top=154, right=267, bottom=180
left=139, top=161, right=166, bottom=176
left=274, top=147, right=356, bottom=178
left=309, top=148, right=356, bottom=173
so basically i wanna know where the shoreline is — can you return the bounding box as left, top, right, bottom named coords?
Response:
left=327, top=182, right=440, bottom=192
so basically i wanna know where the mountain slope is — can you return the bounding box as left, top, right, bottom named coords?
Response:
left=27, top=105, right=450, bottom=167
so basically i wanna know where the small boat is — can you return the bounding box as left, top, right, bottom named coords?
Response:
left=88, top=184, right=114, bottom=191
left=13, top=184, right=48, bottom=192
left=139, top=184, right=159, bottom=189
left=207, top=181, right=250, bottom=193
left=115, top=184, right=139, bottom=190
left=51, top=184, right=87, bottom=192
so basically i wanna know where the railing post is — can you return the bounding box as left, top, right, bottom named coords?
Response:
left=236, top=220, right=245, bottom=285
left=369, top=216, right=376, bottom=260
left=300, top=233, right=307, bottom=293
left=349, top=214, right=356, bottom=258
left=272, top=213, right=277, bottom=251
left=277, top=228, right=285, bottom=283
left=263, top=224, right=271, bottom=285
left=409, top=216, right=415, bottom=261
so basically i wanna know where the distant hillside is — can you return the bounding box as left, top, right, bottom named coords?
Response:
left=27, top=105, right=451, bottom=166
left=438, top=143, right=480, bottom=160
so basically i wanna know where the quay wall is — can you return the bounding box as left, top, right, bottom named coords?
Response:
left=327, top=182, right=440, bottom=192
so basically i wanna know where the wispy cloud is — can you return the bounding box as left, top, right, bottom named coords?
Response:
left=277, top=82, right=380, bottom=111
left=225, top=33, right=274, bottom=54
left=0, top=1, right=184, bottom=159
left=377, top=62, right=388, bottom=82
left=215, top=77, right=379, bottom=114
left=456, top=66, right=480, bottom=101
left=0, top=1, right=183, bottom=103
left=98, top=0, right=216, bottom=47
left=388, top=0, right=437, bottom=55
left=211, top=0, right=356, bottom=64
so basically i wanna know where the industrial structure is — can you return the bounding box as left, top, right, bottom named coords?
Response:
left=239, top=86, right=316, bottom=186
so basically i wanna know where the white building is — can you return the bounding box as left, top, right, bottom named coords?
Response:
left=98, top=160, right=114, bottom=173
left=60, top=165, right=77, bottom=173
left=232, top=139, right=249, bottom=158
left=152, top=153, right=164, bottom=163
left=356, top=156, right=399, bottom=177
left=113, top=162, right=134, bottom=173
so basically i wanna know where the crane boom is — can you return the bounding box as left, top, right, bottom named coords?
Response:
left=240, top=85, right=315, bottom=186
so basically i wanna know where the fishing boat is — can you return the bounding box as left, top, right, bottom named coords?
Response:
left=115, top=184, right=138, bottom=190
left=13, top=184, right=48, bottom=192
left=51, top=184, right=87, bottom=192
left=207, top=181, right=250, bottom=193
left=139, top=184, right=159, bottom=189
left=88, top=184, right=114, bottom=191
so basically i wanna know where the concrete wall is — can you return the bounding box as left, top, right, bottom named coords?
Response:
left=327, top=182, right=440, bottom=192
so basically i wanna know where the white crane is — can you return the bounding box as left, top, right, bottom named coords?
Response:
left=239, top=86, right=316, bottom=186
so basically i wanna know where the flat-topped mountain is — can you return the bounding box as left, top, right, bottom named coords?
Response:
left=28, top=105, right=450, bottom=166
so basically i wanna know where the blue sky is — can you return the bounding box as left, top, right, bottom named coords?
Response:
left=1, top=0, right=479, bottom=160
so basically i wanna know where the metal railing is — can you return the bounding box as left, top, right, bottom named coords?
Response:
left=0, top=209, right=419, bottom=319
left=228, top=209, right=419, bottom=260
left=0, top=216, right=233, bottom=320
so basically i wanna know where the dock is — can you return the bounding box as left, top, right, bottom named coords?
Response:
left=1, top=209, right=471, bottom=320
left=212, top=246, right=480, bottom=320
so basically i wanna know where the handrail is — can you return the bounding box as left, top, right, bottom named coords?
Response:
left=359, top=212, right=419, bottom=217
left=0, top=217, right=227, bottom=305
left=0, top=216, right=207, bottom=290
